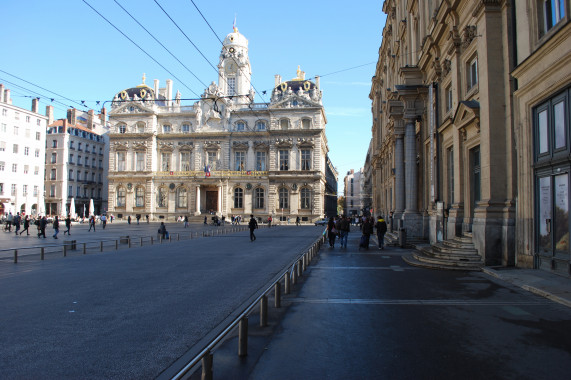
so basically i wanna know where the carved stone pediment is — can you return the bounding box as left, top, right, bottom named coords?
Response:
left=113, top=141, right=129, bottom=150
left=453, top=100, right=480, bottom=132
left=204, top=140, right=221, bottom=150
left=233, top=141, right=249, bottom=150
left=254, top=141, right=270, bottom=150
left=275, top=138, right=293, bottom=148
left=271, top=95, right=320, bottom=109
left=158, top=141, right=175, bottom=151
left=178, top=142, right=194, bottom=150
left=133, top=142, right=147, bottom=150
left=297, top=138, right=314, bottom=148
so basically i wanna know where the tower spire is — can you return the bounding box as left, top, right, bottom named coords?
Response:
left=233, top=14, right=238, bottom=33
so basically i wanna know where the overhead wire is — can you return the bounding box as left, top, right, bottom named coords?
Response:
left=81, top=0, right=200, bottom=98
left=112, top=0, right=208, bottom=92
left=0, top=76, right=78, bottom=113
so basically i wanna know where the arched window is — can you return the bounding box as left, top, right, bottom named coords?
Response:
left=236, top=121, right=246, bottom=131
left=302, top=119, right=311, bottom=129
left=157, top=187, right=167, bottom=207
left=234, top=187, right=244, bottom=209
left=116, top=187, right=126, bottom=207
left=135, top=187, right=145, bottom=207
left=279, top=187, right=289, bottom=209
left=280, top=119, right=289, bottom=130
left=300, top=188, right=311, bottom=209
left=177, top=187, right=188, bottom=208
left=254, top=188, right=265, bottom=209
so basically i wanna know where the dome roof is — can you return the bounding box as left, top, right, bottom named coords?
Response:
left=223, top=28, right=248, bottom=49
left=116, top=85, right=155, bottom=100
left=275, top=79, right=317, bottom=94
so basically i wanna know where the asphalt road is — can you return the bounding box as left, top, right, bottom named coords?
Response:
left=0, top=224, right=324, bottom=379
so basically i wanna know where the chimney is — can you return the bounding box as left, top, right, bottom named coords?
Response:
left=274, top=75, right=281, bottom=87
left=88, top=109, right=95, bottom=130
left=315, top=75, right=320, bottom=90
left=154, top=79, right=159, bottom=99
left=46, top=106, right=54, bottom=125
left=100, top=107, right=107, bottom=125
left=63, top=118, right=67, bottom=129
left=4, top=89, right=11, bottom=104
left=32, top=98, right=40, bottom=113
left=0, top=84, right=4, bottom=103
left=67, top=108, right=77, bottom=125
left=166, top=79, right=173, bottom=106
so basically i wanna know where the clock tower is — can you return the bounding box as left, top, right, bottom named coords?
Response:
left=218, top=26, right=253, bottom=105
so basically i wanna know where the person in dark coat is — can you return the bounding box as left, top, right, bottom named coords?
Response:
left=52, top=216, right=60, bottom=239
left=64, top=215, right=72, bottom=235
left=38, top=216, right=47, bottom=238
left=375, top=216, right=388, bottom=250
left=19, top=215, right=30, bottom=236
left=327, top=217, right=337, bottom=247
left=248, top=214, right=258, bottom=241
left=360, top=217, right=374, bottom=250
left=158, top=222, right=168, bottom=239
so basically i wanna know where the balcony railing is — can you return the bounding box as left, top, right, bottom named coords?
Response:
left=154, top=170, right=269, bottom=177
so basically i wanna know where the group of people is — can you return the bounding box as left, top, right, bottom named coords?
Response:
left=327, top=215, right=388, bottom=250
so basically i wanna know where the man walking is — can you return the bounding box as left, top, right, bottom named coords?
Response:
left=100, top=214, right=107, bottom=229
left=13, top=212, right=21, bottom=235
left=375, top=215, right=388, bottom=250
left=338, top=215, right=350, bottom=249
left=52, top=216, right=60, bottom=239
left=64, top=215, right=72, bottom=235
left=38, top=216, right=47, bottom=238
left=248, top=214, right=258, bottom=242
left=19, top=215, right=30, bottom=236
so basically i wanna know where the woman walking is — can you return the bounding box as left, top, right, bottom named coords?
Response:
left=19, top=215, right=30, bottom=236
left=327, top=217, right=337, bottom=248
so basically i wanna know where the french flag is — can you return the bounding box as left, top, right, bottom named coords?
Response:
left=205, top=164, right=211, bottom=177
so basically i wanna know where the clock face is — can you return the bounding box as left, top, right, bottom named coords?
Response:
left=226, top=62, right=237, bottom=74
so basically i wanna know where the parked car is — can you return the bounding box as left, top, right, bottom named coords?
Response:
left=314, top=218, right=329, bottom=226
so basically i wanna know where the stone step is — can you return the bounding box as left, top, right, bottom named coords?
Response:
left=420, top=247, right=482, bottom=262
left=432, top=243, right=479, bottom=255
left=402, top=253, right=483, bottom=271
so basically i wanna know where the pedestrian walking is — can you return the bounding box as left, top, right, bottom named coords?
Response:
left=267, top=215, right=272, bottom=228
left=136, top=215, right=140, bottom=225
left=88, top=216, right=96, bottom=232
left=38, top=216, right=47, bottom=238
left=5, top=212, right=13, bottom=232
left=100, top=214, right=107, bottom=229
left=19, top=216, right=30, bottom=236
left=146, top=214, right=149, bottom=223
left=158, top=222, right=168, bottom=239
left=338, top=215, right=350, bottom=248
left=248, top=214, right=258, bottom=241
left=127, top=215, right=131, bottom=224
left=375, top=216, right=388, bottom=250
left=360, top=217, right=374, bottom=250
left=296, top=216, right=300, bottom=226
left=52, top=216, right=60, bottom=239
left=327, top=217, right=337, bottom=247
left=64, top=215, right=72, bottom=235
left=184, top=215, right=189, bottom=228
left=204, top=216, right=208, bottom=225
left=13, top=213, right=21, bottom=235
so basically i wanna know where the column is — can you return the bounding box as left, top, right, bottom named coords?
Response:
left=195, top=185, right=201, bottom=215
left=404, top=119, right=417, bottom=212
left=217, top=185, right=222, bottom=215
left=247, top=141, right=255, bottom=171
left=394, top=132, right=405, bottom=216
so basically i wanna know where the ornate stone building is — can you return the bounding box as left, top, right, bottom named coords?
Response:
left=370, top=0, right=571, bottom=274
left=369, top=0, right=516, bottom=266
left=107, top=28, right=334, bottom=222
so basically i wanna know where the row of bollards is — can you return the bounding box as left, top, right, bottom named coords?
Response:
left=198, top=235, right=325, bottom=380
left=10, top=225, right=260, bottom=263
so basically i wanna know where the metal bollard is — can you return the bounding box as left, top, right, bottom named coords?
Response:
left=202, top=351, right=213, bottom=380
left=41, top=247, right=45, bottom=260
left=116, top=240, right=119, bottom=250
left=140, top=237, right=143, bottom=246
left=151, top=236, right=154, bottom=244
left=292, top=264, right=298, bottom=285
left=100, top=241, right=104, bottom=252
left=83, top=243, right=86, bottom=255
left=14, top=249, right=18, bottom=264
left=177, top=233, right=180, bottom=241
left=298, top=259, right=303, bottom=277
left=285, top=271, right=291, bottom=294
left=238, top=317, right=248, bottom=357
left=260, top=295, right=268, bottom=327
left=63, top=245, right=67, bottom=257
left=274, top=282, right=281, bottom=308
left=128, top=237, right=132, bottom=248
left=169, top=235, right=172, bottom=242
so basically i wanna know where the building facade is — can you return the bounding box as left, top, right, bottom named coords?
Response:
left=0, top=84, right=52, bottom=217
left=369, top=0, right=516, bottom=265
left=44, top=109, right=109, bottom=217
left=512, top=0, right=571, bottom=274
left=107, top=28, right=333, bottom=222
left=343, top=169, right=364, bottom=216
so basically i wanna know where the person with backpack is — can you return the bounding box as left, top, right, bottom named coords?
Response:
left=248, top=214, right=258, bottom=241
left=375, top=216, right=388, bottom=250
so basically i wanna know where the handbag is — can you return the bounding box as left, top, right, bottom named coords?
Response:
left=331, top=227, right=338, bottom=234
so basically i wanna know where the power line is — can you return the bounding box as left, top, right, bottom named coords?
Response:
left=0, top=77, right=78, bottom=112
left=153, top=0, right=219, bottom=75
left=81, top=0, right=199, bottom=98
left=113, top=0, right=207, bottom=93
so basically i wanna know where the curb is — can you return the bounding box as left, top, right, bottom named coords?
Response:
left=482, top=267, right=571, bottom=309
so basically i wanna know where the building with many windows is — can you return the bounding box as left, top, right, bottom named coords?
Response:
left=368, top=0, right=571, bottom=274
left=107, top=27, right=334, bottom=222
left=0, top=84, right=52, bottom=217
left=343, top=169, right=364, bottom=217
left=44, top=109, right=109, bottom=217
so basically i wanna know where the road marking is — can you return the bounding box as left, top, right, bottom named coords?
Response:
left=289, top=298, right=551, bottom=306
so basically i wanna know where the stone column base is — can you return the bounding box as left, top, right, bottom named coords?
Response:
left=402, top=212, right=426, bottom=239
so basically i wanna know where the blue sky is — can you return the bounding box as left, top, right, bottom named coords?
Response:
left=0, top=0, right=385, bottom=194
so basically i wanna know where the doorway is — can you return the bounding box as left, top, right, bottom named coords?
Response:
left=206, top=190, right=218, bottom=213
